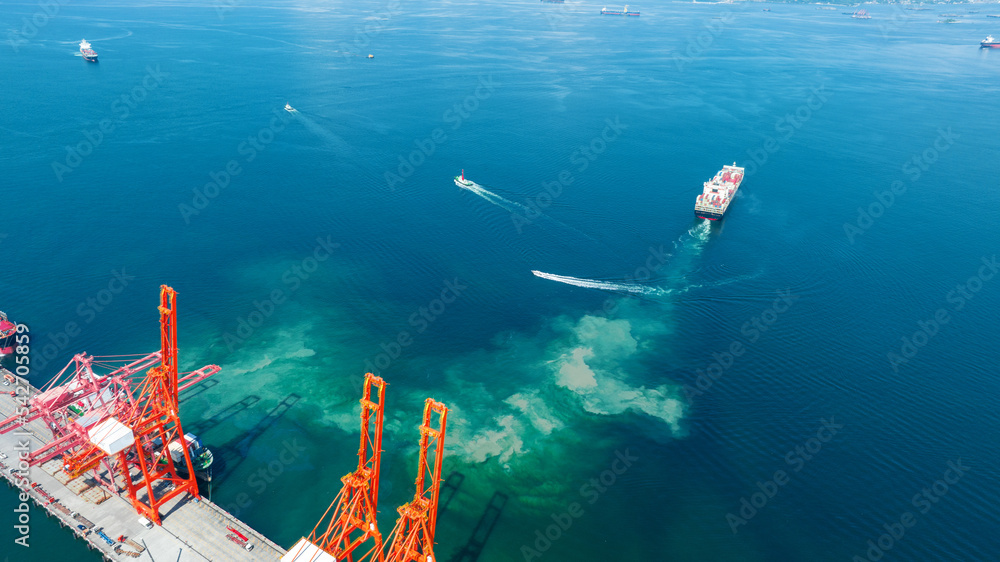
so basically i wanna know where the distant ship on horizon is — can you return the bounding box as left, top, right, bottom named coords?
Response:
left=79, top=39, right=98, bottom=62
left=601, top=4, right=640, bottom=16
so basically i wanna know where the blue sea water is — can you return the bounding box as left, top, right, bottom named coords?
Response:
left=2, top=1, right=1000, bottom=560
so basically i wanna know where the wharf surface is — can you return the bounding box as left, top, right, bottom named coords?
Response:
left=0, top=369, right=287, bottom=561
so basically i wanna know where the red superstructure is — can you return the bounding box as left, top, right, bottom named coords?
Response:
left=694, top=163, right=744, bottom=221
left=0, top=311, right=15, bottom=356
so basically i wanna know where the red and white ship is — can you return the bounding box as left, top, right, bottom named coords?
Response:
left=981, top=35, right=1000, bottom=48
left=0, top=311, right=16, bottom=357
left=694, top=163, right=744, bottom=221
left=79, top=39, right=98, bottom=62
left=454, top=169, right=474, bottom=188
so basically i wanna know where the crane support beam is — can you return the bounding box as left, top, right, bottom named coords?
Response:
left=383, top=398, right=448, bottom=562
left=306, top=373, right=387, bottom=562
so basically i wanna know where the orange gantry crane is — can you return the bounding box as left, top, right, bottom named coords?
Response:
left=118, top=285, right=203, bottom=525
left=309, top=372, right=387, bottom=561
left=60, top=285, right=211, bottom=525
left=382, top=398, right=448, bottom=562
left=283, top=382, right=449, bottom=562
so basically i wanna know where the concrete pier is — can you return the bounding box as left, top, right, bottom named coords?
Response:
left=0, top=370, right=286, bottom=561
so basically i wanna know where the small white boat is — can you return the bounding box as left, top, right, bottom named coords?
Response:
left=454, top=169, right=474, bottom=188
left=284, top=103, right=295, bottom=112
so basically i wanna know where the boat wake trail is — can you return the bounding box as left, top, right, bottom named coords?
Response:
left=462, top=181, right=598, bottom=242
left=462, top=182, right=531, bottom=215
left=291, top=111, right=351, bottom=151
left=686, top=219, right=711, bottom=251
left=79, top=31, right=134, bottom=42
left=531, top=271, right=664, bottom=295
left=533, top=220, right=718, bottom=296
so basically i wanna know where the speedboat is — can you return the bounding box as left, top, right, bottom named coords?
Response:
left=284, top=103, right=295, bottom=112
left=454, top=169, right=474, bottom=188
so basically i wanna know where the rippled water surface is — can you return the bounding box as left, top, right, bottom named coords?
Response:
left=3, top=1, right=1000, bottom=560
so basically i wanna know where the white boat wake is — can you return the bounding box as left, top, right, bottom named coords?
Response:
left=532, top=220, right=718, bottom=296
left=461, top=181, right=531, bottom=215
left=291, top=111, right=351, bottom=151
left=460, top=180, right=598, bottom=241
left=531, top=271, right=665, bottom=295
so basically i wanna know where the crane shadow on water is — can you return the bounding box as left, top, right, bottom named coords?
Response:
left=178, top=378, right=219, bottom=403
left=187, top=395, right=261, bottom=436
left=447, top=491, right=508, bottom=562
left=438, top=471, right=465, bottom=516
left=434, top=471, right=508, bottom=562
left=205, top=393, right=301, bottom=489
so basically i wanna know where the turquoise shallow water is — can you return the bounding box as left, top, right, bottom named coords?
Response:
left=2, top=1, right=1000, bottom=560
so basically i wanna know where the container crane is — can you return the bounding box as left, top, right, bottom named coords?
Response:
left=382, top=398, right=448, bottom=562
left=283, top=373, right=387, bottom=562
left=58, top=286, right=216, bottom=524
